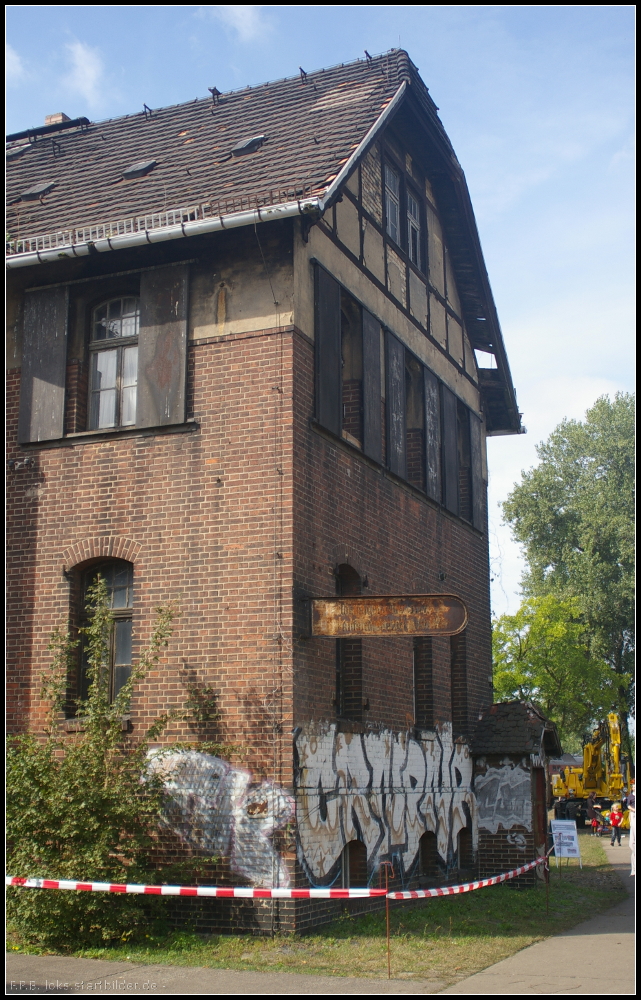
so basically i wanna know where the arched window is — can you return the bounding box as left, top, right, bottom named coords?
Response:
left=458, top=826, right=474, bottom=873
left=335, top=564, right=363, bottom=721
left=419, top=830, right=438, bottom=883
left=78, top=559, right=134, bottom=703
left=89, top=297, right=140, bottom=429
left=341, top=839, right=367, bottom=888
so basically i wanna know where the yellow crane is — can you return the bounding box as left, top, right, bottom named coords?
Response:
left=551, top=713, right=632, bottom=822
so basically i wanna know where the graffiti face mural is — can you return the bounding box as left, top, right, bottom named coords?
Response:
left=294, top=722, right=475, bottom=885
left=147, top=750, right=295, bottom=887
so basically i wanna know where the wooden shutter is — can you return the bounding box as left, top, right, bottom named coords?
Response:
left=137, top=264, right=189, bottom=427
left=362, top=308, right=382, bottom=464
left=424, top=368, right=441, bottom=502
left=18, top=286, right=68, bottom=444
left=470, top=411, right=485, bottom=531
left=386, top=332, right=406, bottom=478
left=441, top=384, right=459, bottom=515
left=315, top=265, right=341, bottom=437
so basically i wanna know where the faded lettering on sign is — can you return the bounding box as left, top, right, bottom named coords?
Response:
left=312, top=595, right=467, bottom=637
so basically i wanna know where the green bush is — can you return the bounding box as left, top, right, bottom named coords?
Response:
left=7, top=577, right=177, bottom=949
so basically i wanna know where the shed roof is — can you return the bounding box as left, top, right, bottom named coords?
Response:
left=472, top=701, right=562, bottom=758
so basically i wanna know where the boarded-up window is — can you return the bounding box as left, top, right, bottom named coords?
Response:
left=450, top=631, right=468, bottom=735
left=341, top=840, right=368, bottom=888
left=424, top=368, right=441, bottom=502
left=457, top=399, right=472, bottom=522
left=18, top=286, right=69, bottom=443
left=419, top=831, right=438, bottom=882
left=470, top=412, right=484, bottom=531
left=362, top=309, right=383, bottom=464
left=386, top=332, right=405, bottom=478
left=340, top=291, right=363, bottom=448
left=441, top=385, right=458, bottom=515
left=137, top=264, right=189, bottom=427
left=405, top=352, right=425, bottom=491
left=315, top=265, right=341, bottom=437
left=414, top=636, right=434, bottom=729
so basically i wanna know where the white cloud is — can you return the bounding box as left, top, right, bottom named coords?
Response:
left=6, top=43, right=26, bottom=85
left=199, top=5, right=269, bottom=42
left=63, top=40, right=104, bottom=108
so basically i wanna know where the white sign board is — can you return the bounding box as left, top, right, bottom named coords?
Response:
left=551, top=819, right=582, bottom=867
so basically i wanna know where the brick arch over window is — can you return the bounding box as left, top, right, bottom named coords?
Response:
left=62, top=536, right=142, bottom=573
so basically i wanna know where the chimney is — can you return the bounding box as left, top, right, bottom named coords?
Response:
left=45, top=113, right=71, bottom=126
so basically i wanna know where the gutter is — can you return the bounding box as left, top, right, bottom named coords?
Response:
left=6, top=83, right=407, bottom=272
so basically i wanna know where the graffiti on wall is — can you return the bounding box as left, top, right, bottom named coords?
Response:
left=146, top=750, right=295, bottom=887
left=294, top=722, right=475, bottom=885
left=474, top=759, right=532, bottom=834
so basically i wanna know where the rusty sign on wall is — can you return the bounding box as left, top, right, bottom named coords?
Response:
left=311, top=595, right=467, bottom=637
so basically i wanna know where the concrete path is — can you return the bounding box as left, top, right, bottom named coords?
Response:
left=6, top=840, right=634, bottom=995
left=439, top=838, right=635, bottom=995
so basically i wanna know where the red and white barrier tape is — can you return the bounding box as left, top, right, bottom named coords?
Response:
left=5, top=877, right=387, bottom=899
left=386, top=856, right=546, bottom=899
left=7, top=857, right=547, bottom=899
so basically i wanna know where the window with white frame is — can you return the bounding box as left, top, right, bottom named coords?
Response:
left=89, top=297, right=139, bottom=429
left=384, top=163, right=400, bottom=245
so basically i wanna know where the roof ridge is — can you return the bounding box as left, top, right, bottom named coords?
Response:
left=9, top=48, right=406, bottom=138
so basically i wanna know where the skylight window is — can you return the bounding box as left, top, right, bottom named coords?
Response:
left=7, top=145, right=29, bottom=162
left=122, top=160, right=157, bottom=180
left=21, top=181, right=56, bottom=201
left=231, top=135, right=266, bottom=157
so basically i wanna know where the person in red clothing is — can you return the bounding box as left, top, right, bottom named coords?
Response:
left=609, top=803, right=624, bottom=845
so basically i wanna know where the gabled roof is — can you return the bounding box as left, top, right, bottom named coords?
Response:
left=6, top=49, right=521, bottom=433
left=7, top=52, right=409, bottom=241
left=472, top=701, right=562, bottom=758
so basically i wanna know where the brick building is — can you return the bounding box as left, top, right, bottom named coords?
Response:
left=7, top=50, right=523, bottom=930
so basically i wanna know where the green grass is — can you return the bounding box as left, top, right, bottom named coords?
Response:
left=7, top=833, right=627, bottom=986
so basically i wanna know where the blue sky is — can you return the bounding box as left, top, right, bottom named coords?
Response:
left=7, top=6, right=635, bottom=616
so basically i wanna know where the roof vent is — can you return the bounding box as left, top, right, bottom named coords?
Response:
left=6, top=144, right=29, bottom=162
left=45, top=112, right=71, bottom=126
left=21, top=180, right=56, bottom=201
left=122, top=159, right=157, bottom=180
left=231, top=135, right=266, bottom=157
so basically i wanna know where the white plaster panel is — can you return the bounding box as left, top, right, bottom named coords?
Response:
left=362, top=221, right=386, bottom=285
left=430, top=295, right=447, bottom=350
left=345, top=168, right=359, bottom=198
left=386, top=245, right=407, bottom=307
left=409, top=269, right=428, bottom=329
left=335, top=197, right=361, bottom=259
left=427, top=205, right=445, bottom=297
left=448, top=316, right=464, bottom=367
left=189, top=255, right=293, bottom=341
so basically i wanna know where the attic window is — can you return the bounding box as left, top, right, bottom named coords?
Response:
left=122, top=159, right=156, bottom=180
left=7, top=145, right=29, bottom=162
left=231, top=135, right=266, bottom=157
left=21, top=181, right=56, bottom=201
left=474, top=349, right=497, bottom=369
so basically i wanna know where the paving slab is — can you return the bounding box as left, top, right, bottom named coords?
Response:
left=5, top=953, right=445, bottom=995
left=438, top=837, right=635, bottom=995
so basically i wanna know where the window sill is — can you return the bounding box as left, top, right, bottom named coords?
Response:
left=21, top=419, right=199, bottom=449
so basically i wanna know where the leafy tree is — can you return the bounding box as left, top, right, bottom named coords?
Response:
left=493, top=595, right=615, bottom=752
left=502, top=393, right=635, bottom=749
left=7, top=578, right=184, bottom=949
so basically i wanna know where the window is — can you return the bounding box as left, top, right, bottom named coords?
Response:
left=341, top=291, right=363, bottom=448
left=341, top=840, right=367, bottom=888
left=78, top=560, right=134, bottom=703
left=89, top=297, right=139, bottom=429
left=17, top=263, right=189, bottom=445
left=407, top=191, right=421, bottom=266
left=413, top=637, right=434, bottom=730
left=384, top=163, right=400, bottom=244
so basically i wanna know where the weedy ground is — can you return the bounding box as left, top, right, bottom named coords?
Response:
left=7, top=832, right=627, bottom=986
